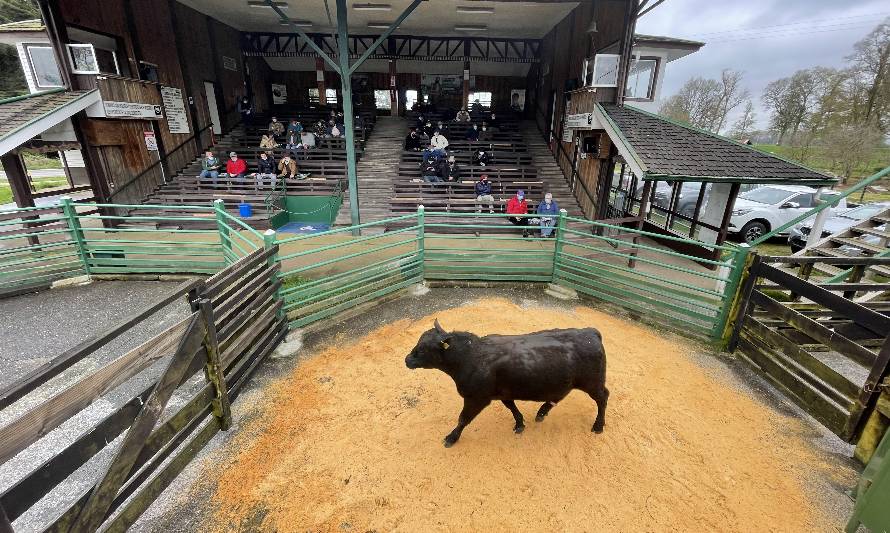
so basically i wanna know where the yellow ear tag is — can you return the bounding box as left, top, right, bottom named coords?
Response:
left=441, top=341, right=450, bottom=350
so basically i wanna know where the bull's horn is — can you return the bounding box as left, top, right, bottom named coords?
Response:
left=433, top=319, right=446, bottom=334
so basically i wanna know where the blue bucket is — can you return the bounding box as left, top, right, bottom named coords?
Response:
left=239, top=202, right=252, bottom=218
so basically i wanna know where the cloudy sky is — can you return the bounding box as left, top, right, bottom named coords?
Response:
left=634, top=0, right=889, bottom=129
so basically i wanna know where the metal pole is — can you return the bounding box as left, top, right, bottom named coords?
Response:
left=61, top=196, right=91, bottom=276
left=263, top=229, right=286, bottom=321
left=214, top=199, right=233, bottom=264
left=553, top=209, right=567, bottom=281
left=805, top=187, right=831, bottom=249
left=417, top=205, right=425, bottom=278
left=335, top=0, right=362, bottom=235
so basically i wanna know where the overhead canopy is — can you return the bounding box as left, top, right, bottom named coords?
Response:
left=595, top=103, right=837, bottom=186
left=0, top=89, right=100, bottom=157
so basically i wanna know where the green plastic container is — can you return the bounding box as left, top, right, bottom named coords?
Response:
left=846, top=427, right=890, bottom=532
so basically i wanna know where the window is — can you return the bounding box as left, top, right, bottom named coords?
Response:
left=740, top=187, right=794, bottom=205
left=788, top=193, right=815, bottom=208
left=583, top=54, right=620, bottom=87
left=374, top=89, right=391, bottom=110
left=625, top=57, right=658, bottom=100
left=24, top=45, right=63, bottom=88
left=405, top=89, right=418, bottom=111
left=66, top=43, right=118, bottom=75
left=468, top=91, right=492, bottom=108
left=309, top=88, right=319, bottom=104
left=325, top=88, right=338, bottom=105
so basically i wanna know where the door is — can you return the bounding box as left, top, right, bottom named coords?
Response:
left=778, top=192, right=815, bottom=228
left=204, top=81, right=222, bottom=135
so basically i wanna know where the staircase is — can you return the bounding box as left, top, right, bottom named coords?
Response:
left=335, top=116, right=407, bottom=231
left=521, top=121, right=585, bottom=219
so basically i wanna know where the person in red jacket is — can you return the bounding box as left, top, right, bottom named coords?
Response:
left=225, top=151, right=247, bottom=182
left=506, top=189, right=530, bottom=238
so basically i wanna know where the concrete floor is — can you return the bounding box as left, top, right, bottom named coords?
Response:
left=129, top=286, right=859, bottom=533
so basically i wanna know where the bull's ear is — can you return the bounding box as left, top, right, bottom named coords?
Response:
left=433, top=319, right=446, bottom=334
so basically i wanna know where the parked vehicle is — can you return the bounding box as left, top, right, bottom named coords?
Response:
left=788, top=202, right=890, bottom=252
left=650, top=182, right=761, bottom=218
left=728, top=185, right=846, bottom=243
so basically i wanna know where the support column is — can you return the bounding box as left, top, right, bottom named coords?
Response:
left=336, top=0, right=361, bottom=234
left=1, top=152, right=35, bottom=209
left=316, top=56, right=327, bottom=106
left=462, top=61, right=471, bottom=110
left=389, top=60, right=399, bottom=117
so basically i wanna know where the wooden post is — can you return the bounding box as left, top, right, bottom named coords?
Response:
left=0, top=502, right=13, bottom=533
left=198, top=298, right=232, bottom=430
left=263, top=229, right=285, bottom=321
left=713, top=182, right=741, bottom=262
left=389, top=59, right=399, bottom=117
left=630, top=180, right=652, bottom=268
left=1, top=151, right=39, bottom=246
left=316, top=56, right=327, bottom=106
left=462, top=61, right=471, bottom=110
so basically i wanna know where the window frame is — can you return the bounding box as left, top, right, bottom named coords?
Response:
left=23, top=43, right=64, bottom=88
left=67, top=43, right=100, bottom=74
left=468, top=91, right=493, bottom=108
left=624, top=55, right=660, bottom=101
left=583, top=54, right=621, bottom=88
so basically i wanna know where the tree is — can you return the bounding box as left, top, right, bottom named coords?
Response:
left=820, top=123, right=884, bottom=183
left=658, top=70, right=748, bottom=134
left=0, top=44, right=28, bottom=99
left=0, top=0, right=40, bottom=24
left=761, top=69, right=818, bottom=144
left=847, top=17, right=890, bottom=132
left=729, top=99, right=757, bottom=139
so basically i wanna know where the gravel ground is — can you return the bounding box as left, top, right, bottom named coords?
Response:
left=130, top=286, right=860, bottom=532
left=0, top=280, right=195, bottom=532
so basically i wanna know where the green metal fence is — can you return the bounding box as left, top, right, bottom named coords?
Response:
left=0, top=201, right=749, bottom=342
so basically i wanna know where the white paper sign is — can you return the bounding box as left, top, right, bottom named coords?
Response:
left=160, top=86, right=190, bottom=134
left=103, top=101, right=162, bottom=119
left=566, top=113, right=594, bottom=129
left=143, top=131, right=157, bottom=151
left=271, top=83, right=288, bottom=104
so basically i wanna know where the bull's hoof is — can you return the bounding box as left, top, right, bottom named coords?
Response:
left=443, top=436, right=458, bottom=448
left=535, top=414, right=546, bottom=422
left=514, top=425, right=525, bottom=434
left=592, top=425, right=604, bottom=434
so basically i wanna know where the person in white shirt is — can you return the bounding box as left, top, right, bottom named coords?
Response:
left=430, top=130, right=449, bottom=151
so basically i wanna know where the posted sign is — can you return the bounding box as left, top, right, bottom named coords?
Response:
left=143, top=131, right=158, bottom=151
left=103, top=101, right=162, bottom=119
left=160, top=86, right=190, bottom=134
left=566, top=113, right=594, bottom=129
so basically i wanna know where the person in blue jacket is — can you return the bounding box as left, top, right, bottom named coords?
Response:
left=537, top=192, right=560, bottom=237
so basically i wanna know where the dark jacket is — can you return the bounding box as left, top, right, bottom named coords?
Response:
left=473, top=151, right=493, bottom=166
left=421, top=159, right=440, bottom=177
left=256, top=157, right=275, bottom=174
left=475, top=180, right=492, bottom=196
left=405, top=133, right=422, bottom=151
left=445, top=162, right=461, bottom=181
left=465, top=127, right=480, bottom=141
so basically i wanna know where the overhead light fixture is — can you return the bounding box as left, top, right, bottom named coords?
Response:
left=354, top=3, right=392, bottom=10
left=367, top=21, right=393, bottom=29
left=456, top=6, right=494, bottom=14
left=279, top=18, right=313, bottom=27
left=586, top=20, right=598, bottom=33
left=454, top=24, right=487, bottom=31
left=247, top=1, right=288, bottom=7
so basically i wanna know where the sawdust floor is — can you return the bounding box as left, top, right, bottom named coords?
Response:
left=200, top=298, right=854, bottom=532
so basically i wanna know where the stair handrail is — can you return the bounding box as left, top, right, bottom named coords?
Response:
left=108, top=123, right=215, bottom=202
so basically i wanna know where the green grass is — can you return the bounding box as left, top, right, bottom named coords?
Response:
left=21, top=152, right=63, bottom=170
left=0, top=176, right=69, bottom=205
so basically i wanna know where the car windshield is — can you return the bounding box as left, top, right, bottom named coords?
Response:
left=740, top=187, right=793, bottom=205
left=842, top=204, right=887, bottom=220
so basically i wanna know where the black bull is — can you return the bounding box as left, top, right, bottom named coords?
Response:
left=405, top=320, right=609, bottom=447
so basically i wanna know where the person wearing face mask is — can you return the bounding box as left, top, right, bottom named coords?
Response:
left=404, top=128, right=422, bottom=151
left=506, top=189, right=530, bottom=238
left=455, top=108, right=471, bottom=122
left=537, top=192, right=560, bottom=238
left=445, top=155, right=461, bottom=182
left=225, top=151, right=247, bottom=182
left=423, top=120, right=435, bottom=138
left=430, top=129, right=449, bottom=151
left=465, top=123, right=480, bottom=142
left=237, top=96, right=252, bottom=125
left=253, top=152, right=277, bottom=188
left=474, top=174, right=494, bottom=214
left=473, top=148, right=492, bottom=167
left=278, top=152, right=299, bottom=180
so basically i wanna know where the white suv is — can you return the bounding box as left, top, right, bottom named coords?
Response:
left=729, top=185, right=845, bottom=243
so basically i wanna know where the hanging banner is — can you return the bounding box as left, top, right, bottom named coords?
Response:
left=421, top=74, right=463, bottom=97
left=160, top=86, right=190, bottom=134
left=272, top=83, right=288, bottom=104
left=510, top=89, right=526, bottom=111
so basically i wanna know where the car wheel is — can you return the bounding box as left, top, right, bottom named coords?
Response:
left=741, top=221, right=768, bottom=243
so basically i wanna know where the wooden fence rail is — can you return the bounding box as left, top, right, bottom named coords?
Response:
left=0, top=247, right=285, bottom=532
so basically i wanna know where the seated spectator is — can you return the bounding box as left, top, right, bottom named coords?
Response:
left=253, top=152, right=277, bottom=188
left=422, top=120, right=435, bottom=138
left=405, top=128, right=422, bottom=151
left=455, top=108, right=471, bottom=122
left=537, top=192, right=559, bottom=238
left=199, top=150, right=221, bottom=186
left=421, top=156, right=443, bottom=183
left=471, top=99, right=483, bottom=114
left=268, top=117, right=285, bottom=137
left=422, top=143, right=446, bottom=165
left=260, top=133, right=279, bottom=153
left=225, top=151, right=247, bottom=182
left=506, top=189, right=529, bottom=238
left=473, top=148, right=493, bottom=167
left=465, top=123, right=480, bottom=141
left=300, top=130, right=316, bottom=149
left=488, top=112, right=499, bottom=130
left=287, top=120, right=303, bottom=137
left=474, top=174, right=494, bottom=214
left=416, top=114, right=426, bottom=130
left=431, top=130, right=449, bottom=151
left=237, top=96, right=252, bottom=125
left=285, top=131, right=300, bottom=150
left=479, top=123, right=493, bottom=141
left=314, top=119, right=327, bottom=138
left=278, top=152, right=299, bottom=180
left=444, top=155, right=461, bottom=182
left=436, top=121, right=445, bottom=133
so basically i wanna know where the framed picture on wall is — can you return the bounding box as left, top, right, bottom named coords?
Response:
left=67, top=43, right=99, bottom=74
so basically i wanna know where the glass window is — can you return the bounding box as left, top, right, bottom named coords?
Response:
left=584, top=54, right=620, bottom=87
left=625, top=57, right=657, bottom=99
left=740, top=187, right=794, bottom=205
left=25, top=45, right=63, bottom=88
left=405, top=89, right=418, bottom=110
left=468, top=91, right=492, bottom=107
left=374, top=89, right=390, bottom=110
left=309, top=88, right=319, bottom=103
left=789, top=193, right=814, bottom=208
left=325, top=88, right=338, bottom=104
left=67, top=43, right=99, bottom=74
left=845, top=204, right=886, bottom=220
